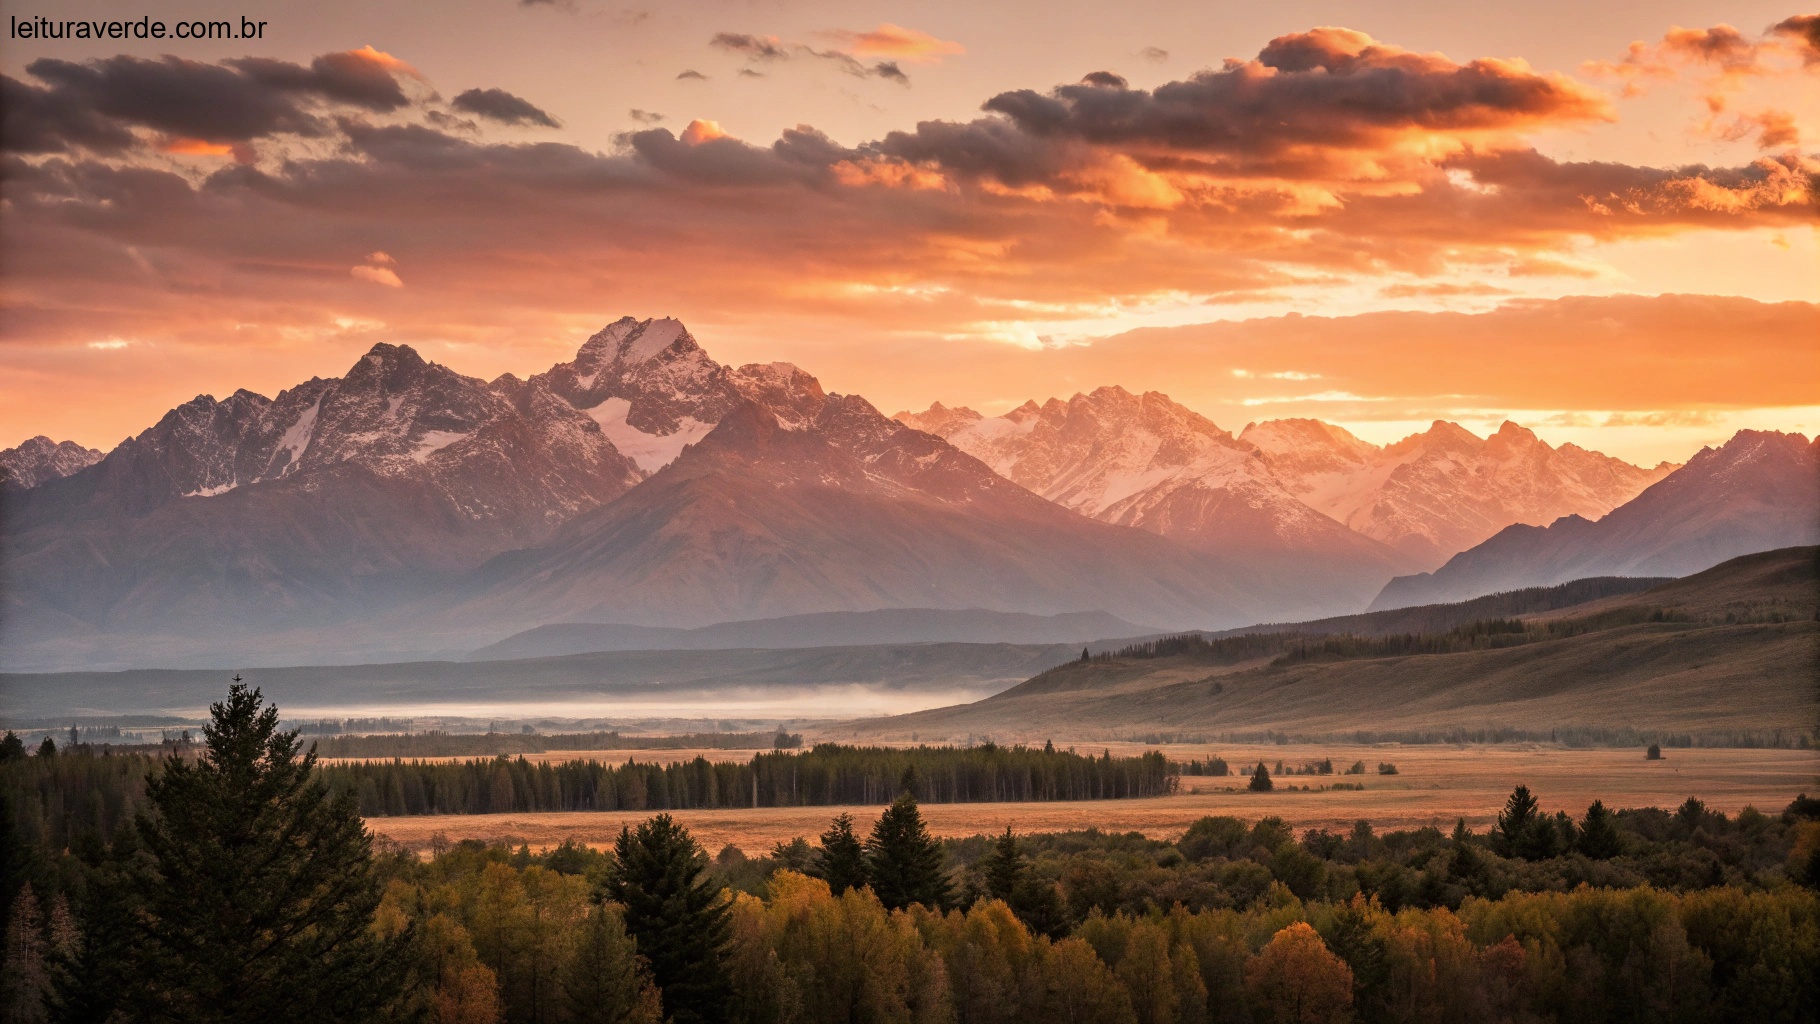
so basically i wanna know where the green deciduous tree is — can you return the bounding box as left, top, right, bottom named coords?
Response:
left=110, top=682, right=411, bottom=1023
left=605, top=813, right=732, bottom=1024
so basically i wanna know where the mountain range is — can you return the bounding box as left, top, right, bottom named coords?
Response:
left=3, top=316, right=1813, bottom=673
left=0, top=436, right=102, bottom=490
left=897, top=395, right=1673, bottom=571
left=1371, top=430, right=1820, bottom=609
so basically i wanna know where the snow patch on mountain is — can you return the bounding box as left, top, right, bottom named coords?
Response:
left=585, top=397, right=715, bottom=472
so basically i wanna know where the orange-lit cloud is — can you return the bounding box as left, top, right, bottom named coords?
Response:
left=826, top=24, right=965, bottom=62
left=0, top=26, right=1813, bottom=454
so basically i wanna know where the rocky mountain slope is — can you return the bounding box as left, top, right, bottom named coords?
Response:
left=0, top=437, right=102, bottom=490
left=431, top=385, right=1323, bottom=636
left=1242, top=418, right=1675, bottom=567
left=1371, top=431, right=1820, bottom=609
left=901, top=400, right=1670, bottom=573
left=1, top=342, right=645, bottom=665
left=895, top=388, right=1408, bottom=592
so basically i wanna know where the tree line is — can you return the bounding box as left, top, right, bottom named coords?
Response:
left=313, top=728, right=803, bottom=760
left=317, top=743, right=1176, bottom=816
left=4, top=682, right=1819, bottom=1024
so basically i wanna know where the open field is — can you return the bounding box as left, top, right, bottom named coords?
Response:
left=365, top=742, right=1819, bottom=854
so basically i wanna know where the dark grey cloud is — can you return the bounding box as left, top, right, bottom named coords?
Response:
left=1, top=73, right=136, bottom=154
left=676, top=69, right=708, bottom=81
left=712, top=32, right=790, bottom=61
left=5, top=50, right=413, bottom=153
left=450, top=87, right=560, bottom=128
left=1139, top=47, right=1169, bottom=63
left=629, top=109, right=665, bottom=124
left=1081, top=71, right=1127, bottom=88
left=710, top=31, right=911, bottom=83
left=969, top=28, right=1606, bottom=159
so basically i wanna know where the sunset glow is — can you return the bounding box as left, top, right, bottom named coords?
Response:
left=1, top=2, right=1815, bottom=462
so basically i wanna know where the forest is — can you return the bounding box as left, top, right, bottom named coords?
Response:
left=3, top=689, right=1818, bottom=1024
left=0, top=739, right=1175, bottom=836
left=313, top=729, right=804, bottom=759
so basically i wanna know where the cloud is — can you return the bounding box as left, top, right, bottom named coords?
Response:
left=1139, top=47, right=1169, bottom=63
left=629, top=109, right=665, bottom=124
left=676, top=69, right=708, bottom=81
left=711, top=32, right=790, bottom=61
left=712, top=30, right=917, bottom=83
left=1771, top=14, right=1820, bottom=63
left=449, top=87, right=560, bottom=127
left=821, top=24, right=964, bottom=62
left=351, top=252, right=403, bottom=287
left=1, top=32, right=1811, bottom=435
left=1718, top=108, right=1801, bottom=148
left=4, top=49, right=416, bottom=153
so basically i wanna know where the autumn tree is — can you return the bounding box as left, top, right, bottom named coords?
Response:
left=1243, top=922, right=1354, bottom=1024
left=605, top=814, right=732, bottom=1024
left=107, top=682, right=411, bottom=1023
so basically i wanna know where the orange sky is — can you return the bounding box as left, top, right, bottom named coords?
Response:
left=1, top=2, right=1816, bottom=465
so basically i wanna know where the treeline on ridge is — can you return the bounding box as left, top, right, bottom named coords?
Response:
left=312, top=728, right=803, bottom=760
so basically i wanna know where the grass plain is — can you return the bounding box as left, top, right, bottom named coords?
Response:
left=364, top=742, right=1818, bottom=855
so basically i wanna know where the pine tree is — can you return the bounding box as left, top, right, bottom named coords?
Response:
left=1577, top=800, right=1622, bottom=859
left=1493, top=785, right=1541, bottom=858
left=605, top=814, right=732, bottom=1024
left=33, top=737, right=53, bottom=759
left=1249, top=763, right=1274, bottom=792
left=560, top=904, right=663, bottom=1024
left=2, top=882, right=50, bottom=1024
left=812, top=813, right=869, bottom=896
left=979, top=827, right=1027, bottom=902
left=111, top=681, right=411, bottom=1023
left=865, top=791, right=950, bottom=911
left=0, top=732, right=24, bottom=762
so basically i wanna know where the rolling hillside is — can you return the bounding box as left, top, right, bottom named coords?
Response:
left=844, top=547, right=1819, bottom=742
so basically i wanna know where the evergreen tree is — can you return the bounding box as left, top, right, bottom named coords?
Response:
left=0, top=732, right=24, bottom=762
left=109, top=681, right=411, bottom=1023
left=1249, top=763, right=1274, bottom=792
left=812, top=813, right=869, bottom=896
left=1577, top=800, right=1622, bottom=859
left=2, top=882, right=50, bottom=1024
left=1646, top=743, right=1663, bottom=760
left=1447, top=818, right=1482, bottom=881
left=865, top=791, right=950, bottom=911
left=1493, top=785, right=1542, bottom=859
left=605, top=814, right=732, bottom=1024
left=33, top=737, right=53, bottom=759
left=979, top=827, right=1027, bottom=902
left=560, top=904, right=663, bottom=1024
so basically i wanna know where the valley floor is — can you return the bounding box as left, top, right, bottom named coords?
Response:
left=364, top=741, right=1818, bottom=854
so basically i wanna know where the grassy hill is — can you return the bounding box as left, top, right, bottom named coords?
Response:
left=844, top=547, right=1819, bottom=744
